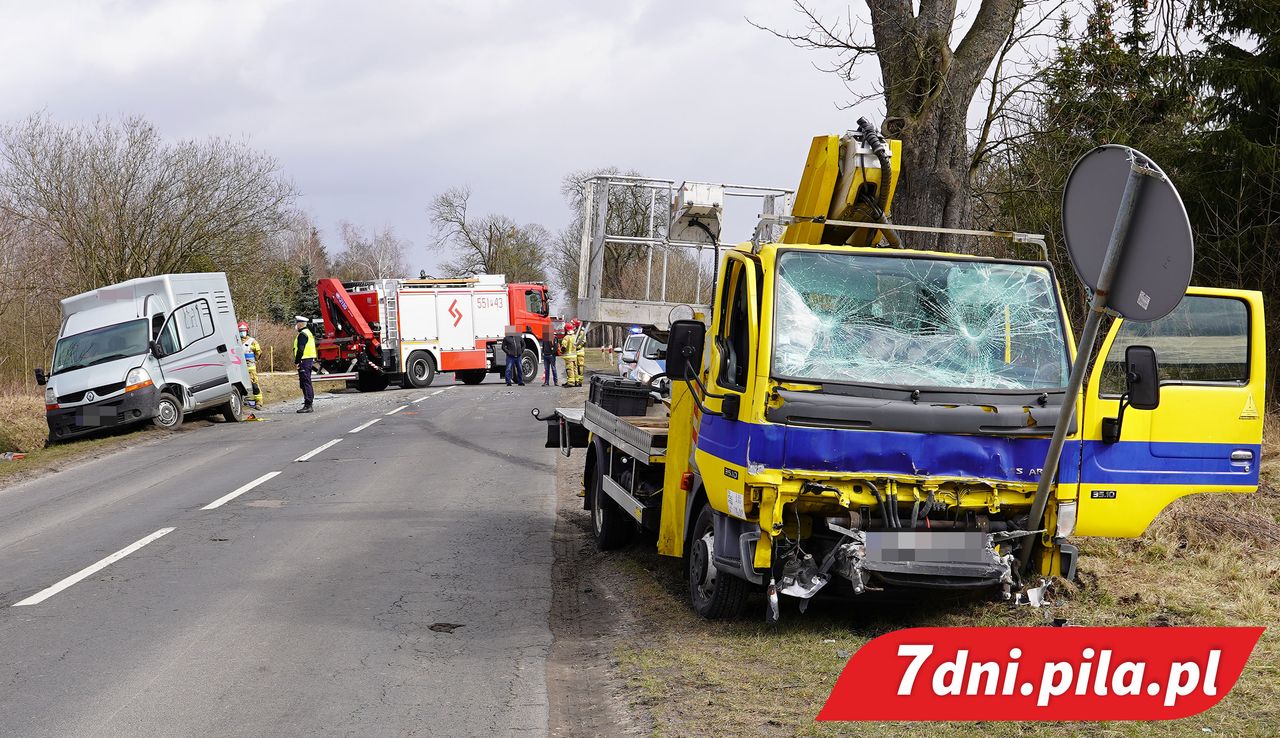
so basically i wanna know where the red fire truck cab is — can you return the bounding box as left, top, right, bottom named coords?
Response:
left=315, top=275, right=551, bottom=390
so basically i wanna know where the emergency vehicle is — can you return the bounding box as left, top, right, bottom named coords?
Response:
left=315, top=275, right=551, bottom=390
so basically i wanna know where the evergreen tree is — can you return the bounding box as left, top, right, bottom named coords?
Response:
left=294, top=262, right=320, bottom=319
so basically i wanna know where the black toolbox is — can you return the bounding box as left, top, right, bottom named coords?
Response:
left=588, top=375, right=650, bottom=416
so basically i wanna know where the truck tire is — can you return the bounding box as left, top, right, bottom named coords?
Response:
left=589, top=452, right=633, bottom=550
left=357, top=372, right=389, bottom=392
left=687, top=504, right=750, bottom=620
left=406, top=351, right=436, bottom=388
left=221, top=388, right=245, bottom=423
left=152, top=391, right=184, bottom=431
left=520, top=348, right=539, bottom=385
left=456, top=369, right=487, bottom=385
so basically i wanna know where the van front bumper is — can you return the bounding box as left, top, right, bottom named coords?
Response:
left=46, top=386, right=159, bottom=440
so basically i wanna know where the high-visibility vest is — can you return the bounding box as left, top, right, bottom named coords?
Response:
left=294, top=328, right=317, bottom=360
left=573, top=330, right=586, bottom=357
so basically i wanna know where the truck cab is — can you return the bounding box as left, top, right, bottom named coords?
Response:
left=39, top=273, right=251, bottom=440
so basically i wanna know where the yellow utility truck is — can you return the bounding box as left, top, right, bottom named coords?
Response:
left=543, top=121, right=1265, bottom=620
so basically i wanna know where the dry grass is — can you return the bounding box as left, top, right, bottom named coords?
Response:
left=0, top=384, right=46, bottom=454
left=607, top=438, right=1280, bottom=737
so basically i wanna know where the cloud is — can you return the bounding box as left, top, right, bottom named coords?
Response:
left=0, top=0, right=874, bottom=275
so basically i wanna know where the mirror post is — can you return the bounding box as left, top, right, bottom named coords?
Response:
left=1018, top=155, right=1155, bottom=573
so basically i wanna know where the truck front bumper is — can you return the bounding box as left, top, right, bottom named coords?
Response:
left=46, top=385, right=159, bottom=440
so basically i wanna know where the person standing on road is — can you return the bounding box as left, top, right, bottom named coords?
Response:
left=572, top=319, right=587, bottom=387
left=239, top=321, right=264, bottom=408
left=294, top=316, right=317, bottom=413
left=541, top=327, right=559, bottom=386
left=560, top=323, right=579, bottom=387
left=502, top=326, right=525, bottom=386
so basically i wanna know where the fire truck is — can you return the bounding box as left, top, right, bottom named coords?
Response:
left=315, top=275, right=551, bottom=390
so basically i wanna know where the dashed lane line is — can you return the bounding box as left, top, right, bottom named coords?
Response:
left=201, top=471, right=281, bottom=510
left=385, top=405, right=409, bottom=416
left=12, top=528, right=176, bottom=607
left=349, top=418, right=381, bottom=434
left=296, top=439, right=342, bottom=462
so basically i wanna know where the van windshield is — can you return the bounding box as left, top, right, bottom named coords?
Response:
left=772, top=251, right=1070, bottom=391
left=53, top=319, right=149, bottom=375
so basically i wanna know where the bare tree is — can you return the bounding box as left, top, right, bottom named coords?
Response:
left=754, top=1, right=1063, bottom=245
left=428, top=186, right=550, bottom=283
left=0, top=113, right=297, bottom=293
left=331, top=222, right=410, bottom=280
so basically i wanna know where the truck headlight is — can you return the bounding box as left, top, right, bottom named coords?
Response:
left=44, top=387, right=57, bottom=405
left=125, top=367, right=153, bottom=392
left=1055, top=499, right=1078, bottom=538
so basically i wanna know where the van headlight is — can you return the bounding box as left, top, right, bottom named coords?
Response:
left=44, top=386, right=56, bottom=405
left=125, top=367, right=153, bottom=392
left=1055, top=499, right=1078, bottom=538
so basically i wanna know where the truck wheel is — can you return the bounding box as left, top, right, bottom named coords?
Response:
left=456, top=369, right=486, bottom=385
left=357, top=372, right=389, bottom=392
left=152, top=391, right=184, bottom=431
left=406, top=351, right=436, bottom=388
left=687, top=504, right=750, bottom=620
left=520, top=348, right=539, bottom=384
left=589, top=453, right=633, bottom=550
left=221, top=389, right=245, bottom=423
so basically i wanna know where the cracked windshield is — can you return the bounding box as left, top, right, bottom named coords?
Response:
left=773, top=252, right=1070, bottom=390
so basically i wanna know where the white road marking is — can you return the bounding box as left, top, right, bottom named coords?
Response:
left=385, top=405, right=409, bottom=416
left=13, top=528, right=176, bottom=607
left=296, top=439, right=342, bottom=462
left=201, top=471, right=281, bottom=510
left=413, top=388, right=448, bottom=404
left=349, top=418, right=381, bottom=433
left=411, top=396, right=429, bottom=404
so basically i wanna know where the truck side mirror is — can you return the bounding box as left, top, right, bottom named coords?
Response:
left=34, top=367, right=46, bottom=386
left=149, top=340, right=164, bottom=358
left=1125, top=345, right=1160, bottom=410
left=1102, top=345, right=1160, bottom=443
left=666, top=320, right=705, bottom=381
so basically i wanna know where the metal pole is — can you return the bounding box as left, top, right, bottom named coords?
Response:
left=1018, top=154, right=1150, bottom=573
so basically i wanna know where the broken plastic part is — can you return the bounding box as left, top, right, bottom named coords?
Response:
left=773, top=252, right=1070, bottom=390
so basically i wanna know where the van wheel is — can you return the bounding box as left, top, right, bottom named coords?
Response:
left=153, top=392, right=184, bottom=431
left=589, top=452, right=633, bottom=550
left=406, top=352, right=437, bottom=388
left=687, top=504, right=750, bottom=619
left=221, top=389, right=245, bottom=423
left=457, top=369, right=487, bottom=385
left=520, top=348, right=539, bottom=384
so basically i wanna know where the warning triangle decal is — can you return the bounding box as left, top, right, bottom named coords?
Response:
left=1240, top=394, right=1260, bottom=420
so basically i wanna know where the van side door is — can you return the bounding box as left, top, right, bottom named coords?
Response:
left=156, top=299, right=227, bottom=407
left=1075, top=288, right=1265, bottom=537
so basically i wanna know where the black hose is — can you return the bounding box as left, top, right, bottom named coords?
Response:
left=855, top=117, right=904, bottom=248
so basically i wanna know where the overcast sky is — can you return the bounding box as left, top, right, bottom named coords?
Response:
left=0, top=0, right=878, bottom=278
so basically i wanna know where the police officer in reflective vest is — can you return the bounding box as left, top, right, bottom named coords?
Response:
left=294, top=316, right=317, bottom=413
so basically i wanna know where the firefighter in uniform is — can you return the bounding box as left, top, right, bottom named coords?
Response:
left=294, top=316, right=317, bottom=413
left=238, top=321, right=264, bottom=408
left=572, top=319, right=587, bottom=387
left=560, top=323, right=580, bottom=387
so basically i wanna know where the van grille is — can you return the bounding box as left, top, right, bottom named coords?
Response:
left=59, top=382, right=126, bottom=404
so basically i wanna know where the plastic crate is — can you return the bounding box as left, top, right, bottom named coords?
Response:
left=589, top=375, right=650, bottom=417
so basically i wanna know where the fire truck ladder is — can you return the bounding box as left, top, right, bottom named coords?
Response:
left=380, top=279, right=400, bottom=369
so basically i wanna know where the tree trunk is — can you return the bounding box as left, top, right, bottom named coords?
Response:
left=868, top=0, right=1019, bottom=248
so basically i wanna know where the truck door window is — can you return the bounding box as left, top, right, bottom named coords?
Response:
left=157, top=299, right=215, bottom=355
left=717, top=263, right=750, bottom=391
left=525, top=290, right=547, bottom=316
left=1099, top=295, right=1250, bottom=395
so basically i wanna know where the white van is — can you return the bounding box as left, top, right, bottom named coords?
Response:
left=36, top=273, right=252, bottom=441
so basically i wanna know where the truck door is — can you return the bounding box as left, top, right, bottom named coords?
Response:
left=1075, top=288, right=1265, bottom=537
left=696, top=253, right=760, bottom=510
left=155, top=299, right=227, bottom=406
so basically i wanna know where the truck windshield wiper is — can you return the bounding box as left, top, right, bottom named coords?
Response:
left=89, top=353, right=133, bottom=366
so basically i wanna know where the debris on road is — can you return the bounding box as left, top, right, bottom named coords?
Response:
left=0, top=452, right=27, bottom=461
left=429, top=622, right=465, bottom=633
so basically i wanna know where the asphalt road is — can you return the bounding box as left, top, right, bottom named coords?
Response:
left=0, top=377, right=560, bottom=737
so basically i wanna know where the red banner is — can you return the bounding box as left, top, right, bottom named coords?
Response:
left=818, top=627, right=1263, bottom=721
